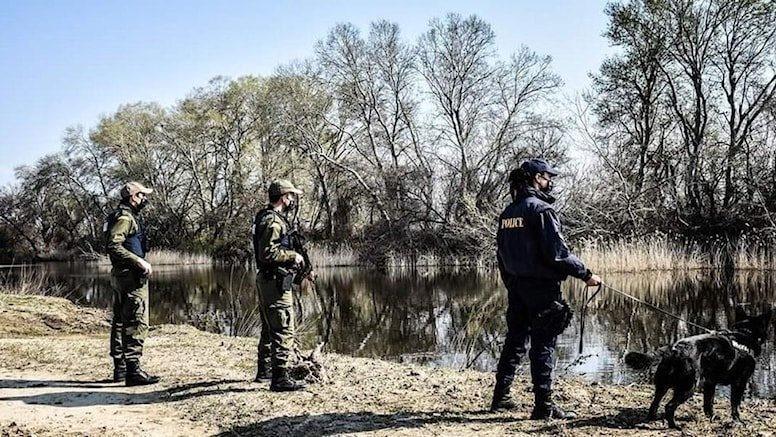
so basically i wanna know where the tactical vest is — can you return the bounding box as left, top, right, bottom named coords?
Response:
left=104, top=205, right=148, bottom=258
left=251, top=207, right=292, bottom=269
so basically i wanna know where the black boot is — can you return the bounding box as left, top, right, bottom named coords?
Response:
left=254, top=359, right=271, bottom=382
left=125, top=360, right=160, bottom=387
left=490, top=381, right=519, bottom=412
left=530, top=390, right=576, bottom=420
left=113, top=359, right=127, bottom=383
left=270, top=368, right=306, bottom=392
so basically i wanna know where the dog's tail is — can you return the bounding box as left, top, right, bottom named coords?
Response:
left=623, top=351, right=656, bottom=370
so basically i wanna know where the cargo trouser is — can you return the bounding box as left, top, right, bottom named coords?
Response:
left=110, top=269, right=150, bottom=362
left=256, top=271, right=295, bottom=371
left=495, top=277, right=562, bottom=395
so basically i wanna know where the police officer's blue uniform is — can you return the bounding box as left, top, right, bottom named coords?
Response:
left=492, top=160, right=593, bottom=418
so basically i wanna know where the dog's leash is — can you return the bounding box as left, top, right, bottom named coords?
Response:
left=577, top=282, right=714, bottom=354
left=578, top=283, right=603, bottom=353
left=602, top=283, right=714, bottom=333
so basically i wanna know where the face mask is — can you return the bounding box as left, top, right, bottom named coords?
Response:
left=536, top=174, right=553, bottom=194
left=135, top=197, right=149, bottom=212
left=285, top=195, right=297, bottom=211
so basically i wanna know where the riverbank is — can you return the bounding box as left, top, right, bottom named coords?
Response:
left=1, top=294, right=775, bottom=436
left=6, top=234, right=776, bottom=273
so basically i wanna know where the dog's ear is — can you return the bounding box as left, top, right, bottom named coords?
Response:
left=761, top=306, right=773, bottom=325
left=750, top=307, right=773, bottom=333
left=735, top=305, right=749, bottom=322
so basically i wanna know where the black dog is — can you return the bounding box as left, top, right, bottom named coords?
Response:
left=624, top=307, right=772, bottom=429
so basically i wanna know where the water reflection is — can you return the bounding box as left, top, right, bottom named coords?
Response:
left=13, top=264, right=776, bottom=398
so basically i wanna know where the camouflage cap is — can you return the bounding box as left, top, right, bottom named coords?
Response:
left=268, top=179, right=303, bottom=197
left=120, top=181, right=153, bottom=199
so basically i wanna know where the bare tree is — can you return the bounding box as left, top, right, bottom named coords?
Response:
left=714, top=0, right=776, bottom=208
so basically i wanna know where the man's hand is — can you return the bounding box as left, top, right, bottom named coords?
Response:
left=306, top=270, right=317, bottom=282
left=585, top=274, right=602, bottom=287
left=137, top=258, right=153, bottom=276
left=294, top=253, right=305, bottom=266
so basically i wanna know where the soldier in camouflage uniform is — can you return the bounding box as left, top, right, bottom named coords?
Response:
left=251, top=179, right=306, bottom=392
left=105, top=181, right=159, bottom=386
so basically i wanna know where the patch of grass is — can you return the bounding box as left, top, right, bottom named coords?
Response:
left=0, top=293, right=109, bottom=337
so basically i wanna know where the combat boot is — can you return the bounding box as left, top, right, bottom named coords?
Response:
left=270, top=368, right=306, bottom=392
left=112, top=359, right=127, bottom=382
left=125, top=360, right=160, bottom=387
left=490, top=381, right=519, bottom=412
left=530, top=390, right=577, bottom=420
left=254, top=359, right=272, bottom=382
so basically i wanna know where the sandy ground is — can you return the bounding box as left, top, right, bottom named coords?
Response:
left=1, top=294, right=775, bottom=436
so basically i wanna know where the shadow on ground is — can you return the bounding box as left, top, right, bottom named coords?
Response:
left=2, top=379, right=678, bottom=435
left=0, top=379, right=118, bottom=389
left=529, top=407, right=661, bottom=433
left=0, top=378, right=253, bottom=407
left=215, top=407, right=677, bottom=436
left=216, top=410, right=560, bottom=436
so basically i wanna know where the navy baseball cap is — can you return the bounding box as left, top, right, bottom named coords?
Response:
left=520, top=158, right=559, bottom=176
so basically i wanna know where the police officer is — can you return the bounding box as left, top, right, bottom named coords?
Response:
left=491, top=158, right=601, bottom=419
left=252, top=179, right=307, bottom=392
left=106, top=181, right=159, bottom=386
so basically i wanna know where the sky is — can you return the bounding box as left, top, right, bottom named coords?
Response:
left=0, top=0, right=612, bottom=185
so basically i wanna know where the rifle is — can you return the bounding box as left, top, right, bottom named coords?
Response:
left=288, top=200, right=314, bottom=285
left=287, top=229, right=313, bottom=284
left=287, top=199, right=334, bottom=348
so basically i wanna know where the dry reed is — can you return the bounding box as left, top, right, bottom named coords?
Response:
left=74, top=234, right=776, bottom=273
left=89, top=249, right=213, bottom=266
left=579, top=235, right=776, bottom=273
left=0, top=268, right=66, bottom=296
left=578, top=237, right=711, bottom=273
left=307, top=235, right=776, bottom=272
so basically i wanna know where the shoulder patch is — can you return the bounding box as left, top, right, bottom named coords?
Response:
left=260, top=213, right=280, bottom=226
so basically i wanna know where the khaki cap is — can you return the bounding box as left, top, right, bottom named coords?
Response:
left=120, top=181, right=153, bottom=199
left=268, top=179, right=303, bottom=197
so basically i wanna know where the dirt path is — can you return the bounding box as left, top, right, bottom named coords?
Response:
left=0, top=370, right=214, bottom=436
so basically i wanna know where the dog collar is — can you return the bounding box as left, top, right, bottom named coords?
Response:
left=731, top=340, right=753, bottom=355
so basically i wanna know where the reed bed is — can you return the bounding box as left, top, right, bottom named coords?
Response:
left=309, top=235, right=776, bottom=273
left=146, top=250, right=213, bottom=266
left=380, top=253, right=490, bottom=269
left=307, top=244, right=490, bottom=269
left=0, top=267, right=66, bottom=296
left=579, top=235, right=776, bottom=273
left=578, top=237, right=711, bottom=273
left=729, top=236, right=776, bottom=270
left=307, top=244, right=358, bottom=267
left=70, top=234, right=776, bottom=273
left=88, top=249, right=213, bottom=266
